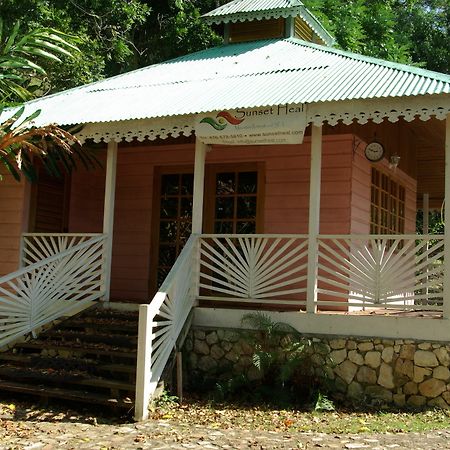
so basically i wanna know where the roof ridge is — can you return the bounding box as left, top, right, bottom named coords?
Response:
left=287, top=37, right=450, bottom=81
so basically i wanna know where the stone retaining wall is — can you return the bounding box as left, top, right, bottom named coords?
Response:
left=184, top=328, right=450, bottom=409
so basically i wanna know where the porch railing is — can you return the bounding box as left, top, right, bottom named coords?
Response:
left=197, top=234, right=309, bottom=308
left=317, top=234, right=444, bottom=311
left=135, top=234, right=198, bottom=421
left=194, top=233, right=444, bottom=313
left=0, top=234, right=107, bottom=349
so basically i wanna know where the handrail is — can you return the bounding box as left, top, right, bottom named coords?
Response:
left=135, top=234, right=198, bottom=421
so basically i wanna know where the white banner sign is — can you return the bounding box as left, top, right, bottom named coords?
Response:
left=195, top=104, right=307, bottom=145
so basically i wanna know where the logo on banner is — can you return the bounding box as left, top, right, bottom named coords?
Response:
left=200, top=111, right=245, bottom=130
left=195, top=104, right=306, bottom=146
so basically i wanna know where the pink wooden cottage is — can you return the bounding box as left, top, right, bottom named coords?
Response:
left=0, top=0, right=449, bottom=419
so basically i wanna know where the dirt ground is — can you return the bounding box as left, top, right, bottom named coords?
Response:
left=1, top=399, right=450, bottom=449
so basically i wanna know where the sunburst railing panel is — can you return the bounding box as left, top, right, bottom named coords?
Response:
left=198, top=234, right=308, bottom=308
left=0, top=234, right=107, bottom=348
left=317, top=235, right=444, bottom=310
left=21, top=233, right=103, bottom=266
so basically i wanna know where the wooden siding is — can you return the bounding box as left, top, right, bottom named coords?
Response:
left=294, top=17, right=313, bottom=42
left=229, top=18, right=285, bottom=43
left=68, top=152, right=106, bottom=233
left=350, top=140, right=417, bottom=234
left=0, top=169, right=29, bottom=276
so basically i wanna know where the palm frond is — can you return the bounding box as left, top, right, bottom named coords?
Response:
left=0, top=106, right=99, bottom=182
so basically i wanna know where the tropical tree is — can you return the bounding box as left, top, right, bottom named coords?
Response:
left=0, top=20, right=96, bottom=182
left=0, top=106, right=98, bottom=182
left=0, top=19, right=79, bottom=103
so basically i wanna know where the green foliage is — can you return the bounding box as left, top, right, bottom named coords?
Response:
left=131, top=0, right=222, bottom=67
left=304, top=0, right=449, bottom=72
left=0, top=105, right=99, bottom=182
left=0, top=18, right=79, bottom=102
left=211, top=313, right=328, bottom=407
left=0, top=0, right=150, bottom=92
left=416, top=210, right=445, bottom=235
left=314, top=391, right=335, bottom=411
left=154, top=390, right=179, bottom=407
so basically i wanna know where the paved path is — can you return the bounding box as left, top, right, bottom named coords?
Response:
left=1, top=419, right=450, bottom=449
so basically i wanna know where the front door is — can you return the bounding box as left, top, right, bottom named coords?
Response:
left=151, top=163, right=264, bottom=291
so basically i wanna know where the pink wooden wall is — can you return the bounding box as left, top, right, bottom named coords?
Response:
left=350, top=143, right=417, bottom=235
left=0, top=169, right=29, bottom=276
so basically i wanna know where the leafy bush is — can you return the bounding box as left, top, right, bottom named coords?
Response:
left=212, top=313, right=332, bottom=408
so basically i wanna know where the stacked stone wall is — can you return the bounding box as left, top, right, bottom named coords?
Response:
left=185, top=327, right=450, bottom=408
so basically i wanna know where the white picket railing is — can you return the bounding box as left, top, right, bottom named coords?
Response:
left=134, top=234, right=198, bottom=421
left=197, top=234, right=308, bottom=308
left=317, top=234, right=445, bottom=310
left=0, top=234, right=107, bottom=349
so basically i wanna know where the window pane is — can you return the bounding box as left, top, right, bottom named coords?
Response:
left=216, top=197, right=234, bottom=219
left=161, top=174, right=179, bottom=195
left=214, top=221, right=233, bottom=234
left=158, top=245, right=177, bottom=267
left=178, top=221, right=192, bottom=241
left=238, top=171, right=257, bottom=194
left=160, top=198, right=178, bottom=218
left=181, top=174, right=194, bottom=195
left=160, top=221, right=177, bottom=243
left=216, top=172, right=236, bottom=195
left=237, top=197, right=257, bottom=219
left=237, top=221, right=256, bottom=234
left=180, top=198, right=193, bottom=218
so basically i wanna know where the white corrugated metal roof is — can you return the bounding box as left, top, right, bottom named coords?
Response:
left=5, top=38, right=450, bottom=127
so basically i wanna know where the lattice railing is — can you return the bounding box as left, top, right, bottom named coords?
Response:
left=317, top=235, right=444, bottom=310
left=0, top=234, right=107, bottom=348
left=135, top=234, right=198, bottom=420
left=198, top=234, right=308, bottom=308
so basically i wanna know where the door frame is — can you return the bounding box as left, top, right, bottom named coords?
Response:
left=149, top=162, right=265, bottom=294
left=149, top=165, right=194, bottom=293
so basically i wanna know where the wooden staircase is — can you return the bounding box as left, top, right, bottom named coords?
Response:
left=0, top=305, right=139, bottom=413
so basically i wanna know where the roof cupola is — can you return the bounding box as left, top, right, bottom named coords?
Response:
left=202, top=0, right=334, bottom=46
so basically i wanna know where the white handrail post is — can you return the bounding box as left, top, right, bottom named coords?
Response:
left=101, top=141, right=118, bottom=302
left=192, top=139, right=208, bottom=234
left=135, top=304, right=153, bottom=421
left=306, top=124, right=322, bottom=313
left=443, top=114, right=450, bottom=319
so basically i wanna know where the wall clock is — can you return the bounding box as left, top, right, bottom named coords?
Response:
left=364, top=141, right=385, bottom=162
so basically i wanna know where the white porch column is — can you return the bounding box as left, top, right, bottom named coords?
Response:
left=306, top=125, right=322, bottom=313
left=192, top=139, right=208, bottom=234
left=102, top=141, right=118, bottom=301
left=444, top=114, right=450, bottom=319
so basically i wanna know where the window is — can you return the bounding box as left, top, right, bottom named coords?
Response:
left=370, top=168, right=405, bottom=235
